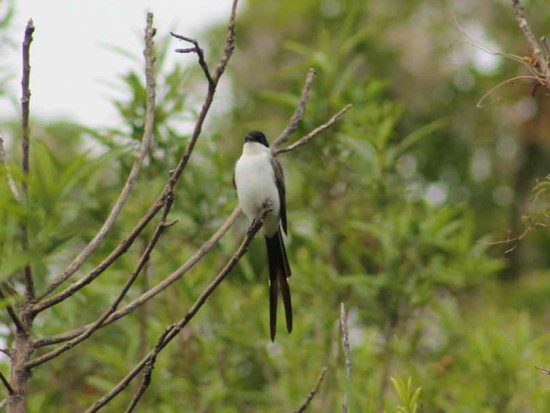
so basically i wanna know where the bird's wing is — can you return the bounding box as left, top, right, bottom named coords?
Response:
left=271, top=157, right=287, bottom=234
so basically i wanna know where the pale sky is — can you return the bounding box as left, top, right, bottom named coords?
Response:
left=2, top=0, right=231, bottom=127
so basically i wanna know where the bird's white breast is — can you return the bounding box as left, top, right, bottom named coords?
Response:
left=235, top=143, right=280, bottom=235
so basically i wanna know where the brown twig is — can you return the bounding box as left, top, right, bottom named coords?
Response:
left=272, top=68, right=317, bottom=149
left=535, top=366, right=550, bottom=375
left=27, top=198, right=177, bottom=369
left=294, top=367, right=328, bottom=413
left=0, top=372, right=14, bottom=395
left=339, top=303, right=352, bottom=413
left=170, top=33, right=214, bottom=87
left=20, top=18, right=35, bottom=300
left=0, top=137, right=21, bottom=201
left=479, top=220, right=549, bottom=254
left=34, top=0, right=239, bottom=313
left=125, top=326, right=174, bottom=413
left=85, top=203, right=271, bottom=412
left=274, top=104, right=352, bottom=156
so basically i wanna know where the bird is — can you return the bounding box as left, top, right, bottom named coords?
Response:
left=234, top=131, right=292, bottom=341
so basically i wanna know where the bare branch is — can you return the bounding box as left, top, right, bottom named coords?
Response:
left=535, top=366, right=550, bottom=375
left=32, top=201, right=164, bottom=314
left=20, top=18, right=35, bottom=299
left=294, top=367, right=328, bottom=413
left=34, top=206, right=241, bottom=348
left=0, top=137, right=21, bottom=201
left=272, top=68, right=317, bottom=148
left=170, top=33, right=214, bottom=87
left=85, top=203, right=271, bottom=412
left=27, top=198, right=177, bottom=369
left=166, top=0, right=238, bottom=190
left=37, top=13, right=157, bottom=300
left=339, top=303, right=352, bottom=413
left=34, top=0, right=239, bottom=311
left=0, top=372, right=14, bottom=396
left=274, top=104, right=352, bottom=156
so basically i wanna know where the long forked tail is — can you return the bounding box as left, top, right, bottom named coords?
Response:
left=265, top=230, right=292, bottom=341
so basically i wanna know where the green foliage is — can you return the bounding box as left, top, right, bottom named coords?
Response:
left=0, top=0, right=548, bottom=412
left=391, top=376, right=422, bottom=413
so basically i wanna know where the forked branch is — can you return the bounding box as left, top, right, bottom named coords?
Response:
left=33, top=0, right=239, bottom=314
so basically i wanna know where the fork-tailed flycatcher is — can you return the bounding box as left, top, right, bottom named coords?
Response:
left=234, top=131, right=292, bottom=341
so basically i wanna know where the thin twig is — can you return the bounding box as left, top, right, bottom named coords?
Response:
left=27, top=198, right=177, bottom=369
left=0, top=372, right=14, bottom=395
left=0, top=137, right=21, bottom=201
left=20, top=18, right=35, bottom=300
left=478, top=221, right=549, bottom=254
left=340, top=303, right=352, bottom=413
left=476, top=76, right=539, bottom=108
left=170, top=33, right=214, bottom=87
left=294, top=367, right=328, bottom=413
left=535, top=366, right=550, bottom=375
left=274, top=104, right=352, bottom=156
left=85, top=203, right=271, bottom=412
left=37, top=13, right=157, bottom=300
left=34, top=0, right=239, bottom=312
left=272, top=68, right=317, bottom=149
left=125, top=327, right=174, bottom=413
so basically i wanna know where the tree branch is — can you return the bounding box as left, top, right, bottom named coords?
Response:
left=294, top=367, right=328, bottom=413
left=171, top=33, right=214, bottom=87
left=37, top=13, right=157, bottom=300
left=20, top=18, right=35, bottom=300
left=27, top=198, right=177, bottom=369
left=274, top=104, right=352, bottom=156
left=34, top=206, right=241, bottom=348
left=34, top=0, right=239, bottom=312
left=272, top=68, right=316, bottom=149
left=85, top=203, right=271, bottom=412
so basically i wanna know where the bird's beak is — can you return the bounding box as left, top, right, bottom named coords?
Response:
left=244, top=135, right=254, bottom=143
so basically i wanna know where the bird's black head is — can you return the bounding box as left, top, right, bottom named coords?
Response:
left=244, top=131, right=269, bottom=147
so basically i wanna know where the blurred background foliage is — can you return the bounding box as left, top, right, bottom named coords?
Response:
left=0, top=0, right=549, bottom=411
